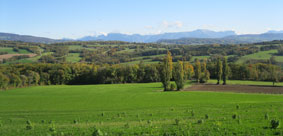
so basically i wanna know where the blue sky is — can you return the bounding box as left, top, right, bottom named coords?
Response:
left=1, top=0, right=283, bottom=39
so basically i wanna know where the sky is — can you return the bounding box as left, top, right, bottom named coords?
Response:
left=1, top=0, right=283, bottom=39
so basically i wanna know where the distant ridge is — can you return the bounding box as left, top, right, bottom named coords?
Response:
left=1, top=29, right=283, bottom=44
left=158, top=32, right=283, bottom=45
left=78, top=29, right=237, bottom=43
left=0, top=32, right=63, bottom=43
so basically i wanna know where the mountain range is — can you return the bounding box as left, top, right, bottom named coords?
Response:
left=158, top=33, right=283, bottom=45
left=1, top=29, right=283, bottom=44
left=0, top=32, right=63, bottom=43
left=79, top=29, right=237, bottom=42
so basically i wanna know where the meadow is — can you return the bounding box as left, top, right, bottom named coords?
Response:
left=236, top=50, right=283, bottom=64
left=0, top=81, right=283, bottom=135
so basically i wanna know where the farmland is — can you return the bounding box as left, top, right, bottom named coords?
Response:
left=0, top=40, right=283, bottom=135
left=1, top=40, right=283, bottom=67
left=0, top=81, right=283, bottom=135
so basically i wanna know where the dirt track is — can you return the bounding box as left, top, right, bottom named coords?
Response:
left=185, top=84, right=283, bottom=94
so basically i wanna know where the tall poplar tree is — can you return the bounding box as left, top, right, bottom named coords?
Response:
left=195, top=59, right=201, bottom=83
left=216, top=58, right=223, bottom=84
left=160, top=51, right=173, bottom=91
left=202, top=60, right=210, bottom=83
left=174, top=61, right=185, bottom=90
left=222, top=57, right=229, bottom=85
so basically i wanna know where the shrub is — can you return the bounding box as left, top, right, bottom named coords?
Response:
left=147, top=120, right=152, bottom=126
left=205, top=114, right=209, bottom=119
left=92, top=127, right=104, bottom=136
left=49, top=120, right=53, bottom=124
left=170, top=83, right=176, bottom=91
left=175, top=119, right=180, bottom=125
left=124, top=123, right=130, bottom=128
left=271, top=120, right=280, bottom=129
left=49, top=123, right=56, bottom=132
left=191, top=110, right=195, bottom=117
left=236, top=105, right=240, bottom=109
left=197, top=120, right=204, bottom=124
left=26, top=120, right=33, bottom=130
left=265, top=114, right=269, bottom=120
left=101, top=112, right=105, bottom=117
left=232, top=114, right=237, bottom=119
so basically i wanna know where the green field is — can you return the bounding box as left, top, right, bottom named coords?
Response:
left=0, top=47, right=31, bottom=54
left=0, top=81, right=283, bottom=135
left=237, top=50, right=283, bottom=63
left=66, top=53, right=82, bottom=63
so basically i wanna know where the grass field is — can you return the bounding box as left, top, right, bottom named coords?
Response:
left=0, top=47, right=31, bottom=54
left=66, top=53, right=82, bottom=63
left=236, top=50, right=283, bottom=63
left=0, top=81, right=283, bottom=135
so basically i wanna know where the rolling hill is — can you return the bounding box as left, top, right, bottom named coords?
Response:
left=0, top=32, right=62, bottom=43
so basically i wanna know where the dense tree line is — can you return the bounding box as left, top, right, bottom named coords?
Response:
left=0, top=60, right=282, bottom=90
left=278, top=45, right=283, bottom=56
left=0, top=51, right=8, bottom=55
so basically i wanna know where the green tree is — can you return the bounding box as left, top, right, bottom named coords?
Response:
left=160, top=51, right=173, bottom=91
left=0, top=73, right=10, bottom=89
left=20, top=75, right=28, bottom=87
left=194, top=59, right=201, bottom=83
left=222, top=57, right=229, bottom=85
left=173, top=61, right=185, bottom=90
left=40, top=72, right=51, bottom=85
left=216, top=58, right=223, bottom=84
left=26, top=71, right=40, bottom=85
left=200, top=60, right=210, bottom=83
left=270, top=65, right=280, bottom=86
left=278, top=45, right=283, bottom=56
left=9, top=73, right=22, bottom=87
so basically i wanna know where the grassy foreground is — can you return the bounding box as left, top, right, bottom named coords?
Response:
left=0, top=82, right=283, bottom=135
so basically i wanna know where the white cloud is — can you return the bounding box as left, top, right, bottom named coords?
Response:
left=174, top=21, right=183, bottom=28
left=161, top=20, right=183, bottom=28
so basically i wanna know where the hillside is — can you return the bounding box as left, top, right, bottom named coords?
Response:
left=0, top=32, right=62, bottom=43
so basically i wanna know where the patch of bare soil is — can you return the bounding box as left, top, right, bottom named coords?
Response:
left=0, top=54, right=37, bottom=61
left=184, top=84, right=283, bottom=94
